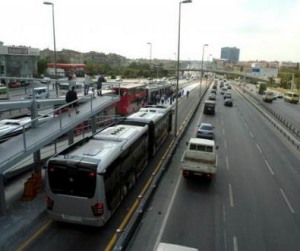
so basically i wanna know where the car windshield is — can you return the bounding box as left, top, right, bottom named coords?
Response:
left=200, top=124, right=212, bottom=130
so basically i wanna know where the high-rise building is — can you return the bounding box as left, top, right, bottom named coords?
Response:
left=221, top=47, right=240, bottom=64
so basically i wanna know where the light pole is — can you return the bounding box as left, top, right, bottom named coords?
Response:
left=147, top=42, right=152, bottom=65
left=175, top=0, right=192, bottom=137
left=44, top=1, right=58, bottom=97
left=200, top=44, right=208, bottom=95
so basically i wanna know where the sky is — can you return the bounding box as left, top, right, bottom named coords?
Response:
left=1, top=0, right=300, bottom=62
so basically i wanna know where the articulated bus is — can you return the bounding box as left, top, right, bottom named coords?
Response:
left=45, top=105, right=173, bottom=226
left=112, top=83, right=147, bottom=116
left=145, top=81, right=174, bottom=104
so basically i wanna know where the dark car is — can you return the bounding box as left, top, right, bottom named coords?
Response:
left=8, top=82, right=21, bottom=88
left=203, top=100, right=216, bottom=115
left=224, top=98, right=233, bottom=107
left=210, top=89, right=217, bottom=94
left=197, top=123, right=214, bottom=139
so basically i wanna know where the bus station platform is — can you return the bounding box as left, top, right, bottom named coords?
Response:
left=0, top=172, right=46, bottom=250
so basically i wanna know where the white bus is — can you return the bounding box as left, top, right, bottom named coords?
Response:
left=45, top=106, right=173, bottom=226
left=0, top=114, right=53, bottom=143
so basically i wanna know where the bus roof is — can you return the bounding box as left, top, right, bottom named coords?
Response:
left=116, top=83, right=146, bottom=89
left=139, top=105, right=172, bottom=114
left=126, top=111, right=163, bottom=124
left=54, top=124, right=148, bottom=174
left=189, top=137, right=215, bottom=147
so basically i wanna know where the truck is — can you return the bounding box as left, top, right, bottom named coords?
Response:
left=257, top=82, right=267, bottom=94
left=203, top=100, right=216, bottom=115
left=181, top=137, right=217, bottom=181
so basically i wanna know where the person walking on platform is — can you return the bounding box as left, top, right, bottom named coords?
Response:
left=66, top=86, right=79, bottom=117
left=97, top=75, right=107, bottom=96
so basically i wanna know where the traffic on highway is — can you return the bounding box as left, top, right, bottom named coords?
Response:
left=2, top=76, right=300, bottom=251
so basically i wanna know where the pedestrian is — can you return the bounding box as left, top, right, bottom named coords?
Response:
left=65, top=86, right=79, bottom=117
left=84, top=83, right=89, bottom=95
left=97, top=75, right=107, bottom=96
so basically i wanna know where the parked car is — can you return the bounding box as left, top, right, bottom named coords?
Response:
left=196, top=122, right=214, bottom=139
left=224, top=98, right=233, bottom=107
left=8, top=82, right=21, bottom=88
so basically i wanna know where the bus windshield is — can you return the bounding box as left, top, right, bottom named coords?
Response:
left=48, top=162, right=97, bottom=198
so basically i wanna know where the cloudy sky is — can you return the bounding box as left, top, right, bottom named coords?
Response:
left=1, top=0, right=300, bottom=62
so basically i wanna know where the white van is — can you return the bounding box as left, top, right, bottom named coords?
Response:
left=262, top=90, right=274, bottom=102
left=26, top=87, right=50, bottom=99
left=284, top=91, right=299, bottom=104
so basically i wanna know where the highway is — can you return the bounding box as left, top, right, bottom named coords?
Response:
left=128, top=83, right=300, bottom=251
left=245, top=84, right=300, bottom=135
left=8, top=79, right=300, bottom=251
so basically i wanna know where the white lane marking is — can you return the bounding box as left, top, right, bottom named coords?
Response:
left=244, top=121, right=248, bottom=129
left=154, top=169, right=183, bottom=248
left=255, top=143, right=262, bottom=153
left=222, top=204, right=226, bottom=223
left=229, top=184, right=234, bottom=207
left=224, top=140, right=228, bottom=150
left=226, top=156, right=229, bottom=170
left=249, top=131, right=254, bottom=138
left=264, top=159, right=274, bottom=176
left=280, top=188, right=295, bottom=214
left=222, top=128, right=225, bottom=136
left=233, top=236, right=239, bottom=251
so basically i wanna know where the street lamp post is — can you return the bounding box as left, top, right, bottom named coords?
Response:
left=175, top=0, right=192, bottom=137
left=200, top=44, right=208, bottom=96
left=147, top=42, right=152, bottom=65
left=44, top=1, right=58, bottom=97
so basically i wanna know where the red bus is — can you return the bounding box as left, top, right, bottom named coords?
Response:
left=113, top=82, right=147, bottom=116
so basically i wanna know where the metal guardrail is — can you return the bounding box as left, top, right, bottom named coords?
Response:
left=236, top=85, right=300, bottom=151
left=0, top=94, right=94, bottom=151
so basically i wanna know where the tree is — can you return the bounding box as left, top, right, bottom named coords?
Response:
left=37, top=58, right=49, bottom=76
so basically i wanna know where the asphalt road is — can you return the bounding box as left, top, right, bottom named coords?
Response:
left=128, top=83, right=300, bottom=251
left=245, top=84, right=300, bottom=132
